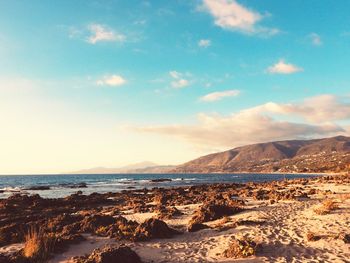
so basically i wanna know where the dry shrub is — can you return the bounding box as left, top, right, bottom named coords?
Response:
left=306, top=231, right=321, bottom=242
left=322, top=199, right=339, bottom=210
left=223, top=237, right=259, bottom=258
left=23, top=227, right=55, bottom=262
left=313, top=199, right=339, bottom=215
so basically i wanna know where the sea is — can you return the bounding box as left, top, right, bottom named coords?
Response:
left=0, top=173, right=322, bottom=199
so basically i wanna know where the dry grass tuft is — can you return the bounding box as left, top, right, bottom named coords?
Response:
left=223, top=237, right=259, bottom=258
left=23, top=227, right=55, bottom=262
left=313, top=199, right=339, bottom=215
left=322, top=199, right=339, bottom=210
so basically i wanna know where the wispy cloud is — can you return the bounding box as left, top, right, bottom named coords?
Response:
left=169, top=71, right=190, bottom=89
left=172, top=79, right=189, bottom=89
left=200, top=0, right=279, bottom=36
left=198, top=39, right=211, bottom=48
left=267, top=59, right=303, bottom=74
left=96, top=75, right=127, bottom=87
left=87, top=24, right=126, bottom=44
left=200, top=89, right=240, bottom=102
left=308, top=33, right=322, bottom=46
left=248, top=94, right=350, bottom=123
left=131, top=94, right=348, bottom=149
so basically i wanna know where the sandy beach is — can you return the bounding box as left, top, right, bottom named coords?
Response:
left=2, top=0, right=350, bottom=262
left=0, top=174, right=349, bottom=263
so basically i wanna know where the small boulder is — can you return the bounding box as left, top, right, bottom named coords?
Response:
left=339, top=233, right=350, bottom=244
left=80, top=215, right=116, bottom=233
left=156, top=206, right=183, bottom=220
left=190, top=202, right=243, bottom=224
left=134, top=218, right=179, bottom=241
left=73, top=245, right=142, bottom=263
left=187, top=222, right=209, bottom=232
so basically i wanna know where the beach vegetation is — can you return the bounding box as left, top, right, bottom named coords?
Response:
left=313, top=199, right=339, bottom=215
left=223, top=237, right=259, bottom=258
left=23, top=226, right=55, bottom=262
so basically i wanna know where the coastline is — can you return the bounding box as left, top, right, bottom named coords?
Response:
left=0, top=173, right=349, bottom=262
left=0, top=173, right=325, bottom=199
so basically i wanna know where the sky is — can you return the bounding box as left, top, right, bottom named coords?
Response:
left=0, top=0, right=350, bottom=174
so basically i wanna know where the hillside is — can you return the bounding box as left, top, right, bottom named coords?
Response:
left=171, top=136, right=350, bottom=173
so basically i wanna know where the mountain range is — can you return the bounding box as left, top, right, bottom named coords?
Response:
left=72, top=136, right=350, bottom=174
left=171, top=136, right=350, bottom=173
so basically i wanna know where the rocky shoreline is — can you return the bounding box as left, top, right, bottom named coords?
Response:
left=0, top=174, right=349, bottom=262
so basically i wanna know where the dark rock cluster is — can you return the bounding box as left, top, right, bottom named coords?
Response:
left=73, top=245, right=142, bottom=263
left=0, top=173, right=348, bottom=262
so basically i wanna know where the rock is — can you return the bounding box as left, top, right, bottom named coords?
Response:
left=156, top=206, right=183, bottom=220
left=24, top=186, right=51, bottom=190
left=150, top=178, right=172, bottom=183
left=153, top=193, right=169, bottom=206
left=70, top=183, right=87, bottom=189
left=46, top=214, right=84, bottom=233
left=307, top=188, right=317, bottom=195
left=187, top=222, right=209, bottom=232
left=73, top=245, right=142, bottom=263
left=134, top=218, right=179, bottom=241
left=101, top=216, right=138, bottom=240
left=306, top=231, right=321, bottom=242
left=190, top=202, right=243, bottom=224
left=0, top=224, right=22, bottom=246
left=339, top=233, right=350, bottom=244
left=80, top=215, right=116, bottom=232
left=0, top=252, right=31, bottom=263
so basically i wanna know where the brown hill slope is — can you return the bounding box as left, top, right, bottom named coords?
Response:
left=172, top=136, right=350, bottom=173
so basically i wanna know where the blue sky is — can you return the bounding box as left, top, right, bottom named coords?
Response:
left=0, top=0, right=350, bottom=174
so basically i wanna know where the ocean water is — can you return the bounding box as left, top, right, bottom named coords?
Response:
left=0, top=173, right=321, bottom=199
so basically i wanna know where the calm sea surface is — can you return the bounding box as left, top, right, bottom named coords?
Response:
left=0, top=173, right=321, bottom=198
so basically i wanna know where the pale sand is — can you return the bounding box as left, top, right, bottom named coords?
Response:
left=49, top=181, right=350, bottom=263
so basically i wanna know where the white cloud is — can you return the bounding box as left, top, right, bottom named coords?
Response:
left=172, top=79, right=189, bottom=89
left=87, top=24, right=126, bottom=44
left=169, top=71, right=181, bottom=79
left=96, top=75, right=126, bottom=87
left=201, top=0, right=279, bottom=36
left=198, top=39, right=211, bottom=48
left=200, top=89, right=240, bottom=102
left=309, top=33, right=322, bottom=46
left=169, top=71, right=190, bottom=89
left=131, top=94, right=349, bottom=149
left=249, top=95, right=350, bottom=123
left=133, top=111, right=343, bottom=149
left=267, top=60, right=303, bottom=74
